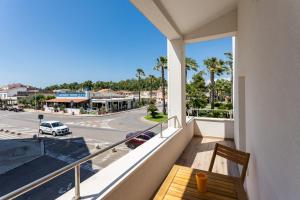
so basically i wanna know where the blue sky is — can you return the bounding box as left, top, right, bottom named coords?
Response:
left=0, top=0, right=232, bottom=88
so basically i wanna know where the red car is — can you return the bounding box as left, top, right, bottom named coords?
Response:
left=125, top=131, right=156, bottom=149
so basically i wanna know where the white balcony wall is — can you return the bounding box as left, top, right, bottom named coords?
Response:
left=236, top=0, right=300, bottom=199
left=194, top=117, right=234, bottom=139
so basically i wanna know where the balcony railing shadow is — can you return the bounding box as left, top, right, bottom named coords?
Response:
left=0, top=136, right=98, bottom=200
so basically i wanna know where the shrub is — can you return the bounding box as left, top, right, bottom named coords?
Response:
left=214, top=102, right=221, bottom=107
left=218, top=102, right=233, bottom=110
left=196, top=109, right=231, bottom=118
left=59, top=105, right=65, bottom=112
left=147, top=103, right=158, bottom=118
left=53, top=104, right=59, bottom=112
left=79, top=107, right=85, bottom=114
left=99, top=107, right=106, bottom=114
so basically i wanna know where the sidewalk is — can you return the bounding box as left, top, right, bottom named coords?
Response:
left=24, top=106, right=147, bottom=117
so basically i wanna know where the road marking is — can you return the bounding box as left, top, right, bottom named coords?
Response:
left=0, top=124, right=13, bottom=128
left=65, top=119, right=115, bottom=129
left=0, top=132, right=21, bottom=139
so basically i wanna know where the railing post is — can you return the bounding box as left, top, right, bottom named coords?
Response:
left=74, top=165, right=80, bottom=200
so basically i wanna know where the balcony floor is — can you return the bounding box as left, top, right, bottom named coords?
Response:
left=176, top=137, right=240, bottom=177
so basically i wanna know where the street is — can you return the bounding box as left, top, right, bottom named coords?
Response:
left=0, top=108, right=160, bottom=199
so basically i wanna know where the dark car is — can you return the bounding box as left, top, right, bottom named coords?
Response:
left=125, top=131, right=156, bottom=149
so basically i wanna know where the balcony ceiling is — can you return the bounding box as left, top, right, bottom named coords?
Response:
left=131, top=0, right=238, bottom=43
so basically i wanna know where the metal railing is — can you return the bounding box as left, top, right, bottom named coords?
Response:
left=0, top=116, right=179, bottom=200
left=187, top=108, right=233, bottom=119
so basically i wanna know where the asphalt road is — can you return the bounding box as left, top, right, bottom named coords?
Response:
left=0, top=108, right=159, bottom=199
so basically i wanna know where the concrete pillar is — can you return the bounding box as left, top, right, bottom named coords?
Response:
left=167, top=38, right=186, bottom=128
left=105, top=102, right=109, bottom=112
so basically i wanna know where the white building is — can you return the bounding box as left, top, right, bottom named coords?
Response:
left=0, top=83, right=28, bottom=105
left=91, top=89, right=136, bottom=112
left=0, top=83, right=27, bottom=99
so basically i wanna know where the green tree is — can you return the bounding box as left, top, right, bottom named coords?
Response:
left=136, top=68, right=145, bottom=104
left=148, top=75, right=156, bottom=99
left=224, top=52, right=233, bottom=102
left=215, top=79, right=232, bottom=102
left=203, top=57, right=227, bottom=109
left=147, top=102, right=158, bottom=118
left=30, top=94, right=46, bottom=110
left=186, top=71, right=208, bottom=109
left=81, top=80, right=93, bottom=91
left=154, top=56, right=167, bottom=115
left=185, top=57, right=199, bottom=82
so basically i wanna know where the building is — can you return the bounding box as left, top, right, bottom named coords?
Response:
left=44, top=89, right=136, bottom=114
left=115, top=90, right=134, bottom=97
left=90, top=89, right=136, bottom=113
left=45, top=90, right=90, bottom=114
left=155, top=87, right=167, bottom=104
left=0, top=83, right=28, bottom=105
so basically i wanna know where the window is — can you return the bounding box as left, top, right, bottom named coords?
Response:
left=137, top=135, right=150, bottom=140
left=51, top=122, right=63, bottom=127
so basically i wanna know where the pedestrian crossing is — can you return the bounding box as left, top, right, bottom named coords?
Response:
left=0, top=111, right=31, bottom=119
left=0, top=123, right=37, bottom=140
left=0, top=132, right=22, bottom=140
left=65, top=119, right=114, bottom=129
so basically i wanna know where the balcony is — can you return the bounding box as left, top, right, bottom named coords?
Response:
left=54, top=117, right=237, bottom=200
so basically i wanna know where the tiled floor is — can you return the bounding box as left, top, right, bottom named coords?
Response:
left=176, top=137, right=240, bottom=177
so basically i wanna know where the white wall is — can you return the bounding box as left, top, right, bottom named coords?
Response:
left=194, top=117, right=234, bottom=139
left=59, top=119, right=194, bottom=200
left=7, top=87, right=27, bottom=97
left=236, top=0, right=300, bottom=199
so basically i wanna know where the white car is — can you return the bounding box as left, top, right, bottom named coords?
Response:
left=39, top=121, right=70, bottom=136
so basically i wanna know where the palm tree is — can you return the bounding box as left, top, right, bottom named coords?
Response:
left=224, top=52, right=233, bottom=103
left=185, top=57, right=199, bottom=82
left=148, top=75, right=155, bottom=99
left=136, top=68, right=145, bottom=104
left=154, top=56, right=199, bottom=115
left=154, top=57, right=167, bottom=115
left=203, top=57, right=226, bottom=109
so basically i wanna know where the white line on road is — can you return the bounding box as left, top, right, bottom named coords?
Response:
left=0, top=132, right=21, bottom=139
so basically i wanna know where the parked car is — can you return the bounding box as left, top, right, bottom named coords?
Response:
left=125, top=131, right=156, bottom=149
left=39, top=121, right=70, bottom=136
left=86, top=107, right=98, bottom=114
left=1, top=106, right=8, bottom=110
left=7, top=106, right=14, bottom=111
left=13, top=105, right=24, bottom=112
